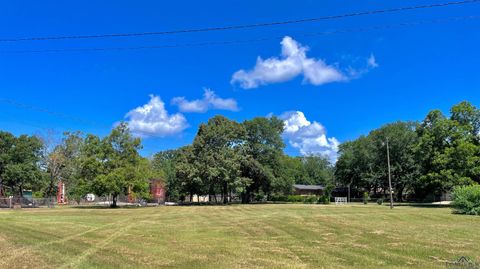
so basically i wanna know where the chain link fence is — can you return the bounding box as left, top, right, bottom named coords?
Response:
left=0, top=197, right=56, bottom=208
left=68, top=194, right=150, bottom=207
left=0, top=194, right=159, bottom=209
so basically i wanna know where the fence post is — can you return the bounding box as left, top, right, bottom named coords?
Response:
left=9, top=197, right=12, bottom=209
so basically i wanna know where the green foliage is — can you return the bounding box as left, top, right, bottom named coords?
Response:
left=0, top=132, right=44, bottom=197
left=318, top=194, right=331, bottom=204
left=92, top=123, right=151, bottom=207
left=376, top=198, right=384, bottom=205
left=173, top=115, right=290, bottom=204
left=241, top=117, right=285, bottom=202
left=415, top=102, right=480, bottom=198
left=301, top=156, right=334, bottom=185
left=44, top=124, right=152, bottom=206
left=175, top=116, right=248, bottom=204
left=336, top=121, right=419, bottom=202
left=452, top=185, right=480, bottom=215
left=336, top=101, right=480, bottom=202
left=152, top=149, right=178, bottom=201
left=363, top=192, right=369, bottom=204
left=286, top=195, right=317, bottom=204
left=269, top=194, right=288, bottom=202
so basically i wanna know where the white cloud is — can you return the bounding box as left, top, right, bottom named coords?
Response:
left=125, top=95, right=188, bottom=137
left=232, top=36, right=378, bottom=89
left=279, top=111, right=339, bottom=162
left=171, top=89, right=239, bottom=113
left=367, top=54, right=379, bottom=68
left=231, top=36, right=347, bottom=89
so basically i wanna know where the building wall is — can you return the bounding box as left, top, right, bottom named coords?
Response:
left=150, top=179, right=166, bottom=203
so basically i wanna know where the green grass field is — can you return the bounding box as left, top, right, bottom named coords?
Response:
left=1, top=204, right=479, bottom=269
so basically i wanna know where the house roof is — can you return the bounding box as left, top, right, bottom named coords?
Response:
left=293, top=184, right=325, bottom=190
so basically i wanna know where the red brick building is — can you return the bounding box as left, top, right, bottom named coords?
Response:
left=149, top=179, right=166, bottom=204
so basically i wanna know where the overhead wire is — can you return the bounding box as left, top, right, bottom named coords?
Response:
left=1, top=15, right=478, bottom=54
left=0, top=0, right=478, bottom=42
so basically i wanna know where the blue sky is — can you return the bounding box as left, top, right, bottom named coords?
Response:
left=0, top=0, right=479, bottom=159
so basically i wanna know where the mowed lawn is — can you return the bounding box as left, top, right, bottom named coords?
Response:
left=0, top=204, right=479, bottom=269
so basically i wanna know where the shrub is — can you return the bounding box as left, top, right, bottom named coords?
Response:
left=286, top=195, right=303, bottom=203
left=303, top=196, right=317, bottom=204
left=269, top=195, right=288, bottom=202
left=254, top=193, right=266, bottom=202
left=318, top=195, right=331, bottom=204
left=363, top=192, right=370, bottom=205
left=452, top=185, right=480, bottom=215
left=376, top=198, right=384, bottom=205
left=286, top=195, right=317, bottom=204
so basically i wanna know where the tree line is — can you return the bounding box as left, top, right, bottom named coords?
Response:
left=0, top=123, right=154, bottom=207
left=0, top=117, right=333, bottom=206
left=2, top=101, right=478, bottom=205
left=152, top=116, right=333, bottom=203
left=335, top=101, right=480, bottom=201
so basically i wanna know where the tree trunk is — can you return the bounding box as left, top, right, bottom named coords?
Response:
left=242, top=187, right=251, bottom=204
left=111, top=193, right=118, bottom=208
left=223, top=182, right=228, bottom=204
left=241, top=192, right=246, bottom=204
left=48, top=173, right=56, bottom=197
left=396, top=186, right=404, bottom=202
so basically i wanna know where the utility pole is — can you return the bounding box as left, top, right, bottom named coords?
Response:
left=386, top=137, right=394, bottom=209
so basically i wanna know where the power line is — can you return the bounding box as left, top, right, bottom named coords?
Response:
left=1, top=15, right=478, bottom=54
left=0, top=0, right=478, bottom=42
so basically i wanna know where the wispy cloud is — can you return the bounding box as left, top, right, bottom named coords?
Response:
left=367, top=54, right=379, bottom=68
left=171, top=89, right=239, bottom=113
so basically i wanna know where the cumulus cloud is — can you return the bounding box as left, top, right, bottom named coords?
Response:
left=231, top=36, right=378, bottom=89
left=279, top=111, right=340, bottom=162
left=171, top=89, right=239, bottom=113
left=231, top=36, right=347, bottom=89
left=125, top=95, right=188, bottom=137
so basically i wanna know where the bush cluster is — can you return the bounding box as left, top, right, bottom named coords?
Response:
left=269, top=195, right=288, bottom=202
left=286, top=195, right=314, bottom=203
left=452, top=185, right=480, bottom=215
left=363, top=192, right=370, bottom=204
left=270, top=195, right=330, bottom=204
left=318, top=195, right=331, bottom=204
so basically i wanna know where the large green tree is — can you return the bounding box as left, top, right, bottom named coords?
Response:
left=335, top=121, right=420, bottom=201
left=0, top=133, right=44, bottom=198
left=240, top=117, right=285, bottom=202
left=415, top=102, right=480, bottom=198
left=93, top=123, right=151, bottom=207
left=191, top=116, right=248, bottom=204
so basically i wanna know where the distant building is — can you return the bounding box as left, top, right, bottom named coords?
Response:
left=149, top=179, right=166, bottom=204
left=293, top=184, right=325, bottom=196
left=57, top=180, right=67, bottom=204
